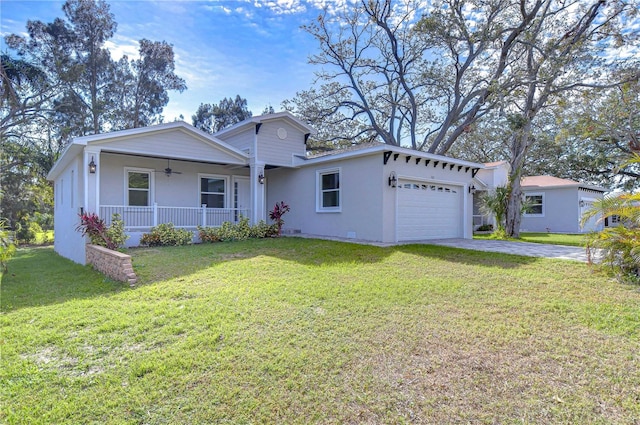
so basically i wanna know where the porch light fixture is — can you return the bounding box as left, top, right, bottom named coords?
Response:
left=88, top=156, right=97, bottom=174
left=468, top=184, right=476, bottom=194
left=579, top=200, right=585, bottom=207
left=258, top=172, right=265, bottom=184
left=388, top=171, right=397, bottom=188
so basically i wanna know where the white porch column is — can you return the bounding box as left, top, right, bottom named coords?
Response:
left=250, top=161, right=266, bottom=225
left=84, top=148, right=101, bottom=215
left=250, top=122, right=266, bottom=225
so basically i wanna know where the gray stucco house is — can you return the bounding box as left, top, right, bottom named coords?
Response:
left=49, top=112, right=600, bottom=265
left=48, top=112, right=496, bottom=264
left=519, top=175, right=606, bottom=233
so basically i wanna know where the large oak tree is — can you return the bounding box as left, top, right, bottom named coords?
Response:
left=294, top=0, right=638, bottom=237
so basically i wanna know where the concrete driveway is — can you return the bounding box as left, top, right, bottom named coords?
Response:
left=419, top=238, right=589, bottom=262
left=295, top=234, right=590, bottom=262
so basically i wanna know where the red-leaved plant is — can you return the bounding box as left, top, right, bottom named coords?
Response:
left=76, top=212, right=117, bottom=250
left=268, top=201, right=290, bottom=236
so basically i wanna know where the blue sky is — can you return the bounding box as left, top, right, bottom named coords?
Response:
left=1, top=0, right=347, bottom=121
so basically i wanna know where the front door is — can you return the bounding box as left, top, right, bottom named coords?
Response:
left=233, top=176, right=250, bottom=221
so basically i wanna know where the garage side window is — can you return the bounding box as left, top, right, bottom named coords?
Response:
left=200, top=176, right=226, bottom=208
left=317, top=168, right=341, bottom=212
left=523, top=193, right=544, bottom=216
left=128, top=171, right=150, bottom=206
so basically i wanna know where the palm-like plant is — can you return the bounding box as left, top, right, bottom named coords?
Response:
left=479, top=186, right=510, bottom=238
left=581, top=155, right=640, bottom=282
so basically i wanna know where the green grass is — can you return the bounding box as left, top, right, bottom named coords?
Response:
left=474, top=231, right=587, bottom=246
left=2, top=240, right=639, bottom=424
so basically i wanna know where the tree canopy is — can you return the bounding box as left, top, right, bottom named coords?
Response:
left=1, top=0, right=187, bottom=230
left=192, top=95, right=253, bottom=133
left=289, top=0, right=639, bottom=237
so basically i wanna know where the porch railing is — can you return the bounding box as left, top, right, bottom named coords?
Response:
left=100, top=204, right=250, bottom=229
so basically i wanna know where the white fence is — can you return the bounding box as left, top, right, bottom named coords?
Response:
left=100, top=204, right=251, bottom=229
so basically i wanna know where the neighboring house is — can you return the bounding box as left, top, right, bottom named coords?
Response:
left=48, top=111, right=496, bottom=265
left=520, top=175, right=606, bottom=233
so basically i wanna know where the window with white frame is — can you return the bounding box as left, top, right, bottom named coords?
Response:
left=524, top=193, right=544, bottom=216
left=200, top=176, right=226, bottom=208
left=127, top=171, right=151, bottom=206
left=317, top=168, right=341, bottom=212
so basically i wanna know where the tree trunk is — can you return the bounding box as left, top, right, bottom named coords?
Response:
left=505, top=119, right=533, bottom=238
left=505, top=174, right=523, bottom=238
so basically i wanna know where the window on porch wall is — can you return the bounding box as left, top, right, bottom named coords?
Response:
left=128, top=171, right=150, bottom=206
left=201, top=177, right=225, bottom=208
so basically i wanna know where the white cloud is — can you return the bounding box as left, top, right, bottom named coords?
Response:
left=104, top=35, right=140, bottom=61
left=263, top=0, right=306, bottom=15
left=304, top=0, right=357, bottom=15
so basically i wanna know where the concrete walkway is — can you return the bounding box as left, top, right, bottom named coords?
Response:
left=293, top=234, right=590, bottom=262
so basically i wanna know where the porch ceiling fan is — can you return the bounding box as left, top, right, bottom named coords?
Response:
left=156, top=159, right=182, bottom=177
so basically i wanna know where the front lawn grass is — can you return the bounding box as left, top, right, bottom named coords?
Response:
left=2, top=239, right=639, bottom=424
left=475, top=231, right=587, bottom=246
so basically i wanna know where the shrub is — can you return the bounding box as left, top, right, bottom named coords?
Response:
left=268, top=201, right=290, bottom=236
left=15, top=217, right=40, bottom=244
left=197, top=218, right=278, bottom=244
left=476, top=224, right=494, bottom=232
left=197, top=226, right=220, bottom=243
left=251, top=220, right=279, bottom=238
left=40, top=231, right=54, bottom=245
left=0, top=220, right=16, bottom=272
left=581, top=154, right=640, bottom=284
left=141, top=223, right=193, bottom=246
left=582, top=193, right=640, bottom=284
left=76, top=213, right=128, bottom=250
left=32, top=211, right=53, bottom=231
left=104, top=214, right=129, bottom=248
left=215, top=216, right=253, bottom=241
left=76, top=212, right=116, bottom=250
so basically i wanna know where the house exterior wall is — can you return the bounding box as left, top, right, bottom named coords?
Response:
left=521, top=187, right=580, bottom=233
left=99, top=153, right=249, bottom=207
left=218, top=128, right=254, bottom=154
left=267, top=154, right=386, bottom=241
left=267, top=151, right=477, bottom=243
left=475, top=163, right=509, bottom=188
left=257, top=121, right=307, bottom=167
left=53, top=155, right=86, bottom=264
left=92, top=129, right=245, bottom=164
left=520, top=187, right=605, bottom=233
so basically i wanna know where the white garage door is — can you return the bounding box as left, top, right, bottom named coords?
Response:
left=397, top=180, right=463, bottom=240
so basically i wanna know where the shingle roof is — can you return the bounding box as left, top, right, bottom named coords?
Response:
left=306, top=142, right=386, bottom=159
left=521, top=175, right=606, bottom=192
left=484, top=160, right=509, bottom=167
left=521, top=175, right=580, bottom=187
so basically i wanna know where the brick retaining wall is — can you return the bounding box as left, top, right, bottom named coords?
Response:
left=86, top=244, right=137, bottom=286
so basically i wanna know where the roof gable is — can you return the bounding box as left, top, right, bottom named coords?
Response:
left=214, top=111, right=315, bottom=140
left=48, top=122, right=248, bottom=180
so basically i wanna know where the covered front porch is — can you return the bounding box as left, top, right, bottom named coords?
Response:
left=100, top=204, right=251, bottom=229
